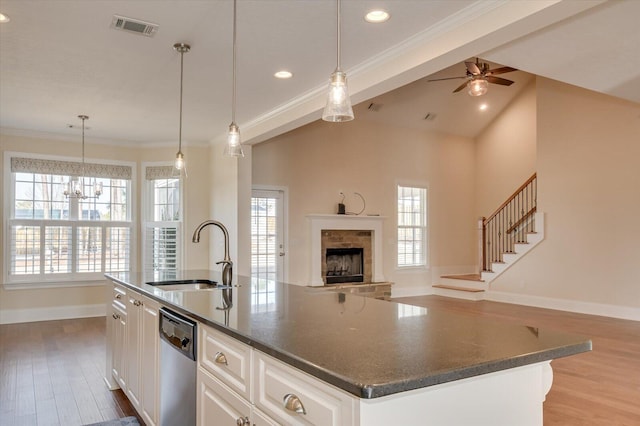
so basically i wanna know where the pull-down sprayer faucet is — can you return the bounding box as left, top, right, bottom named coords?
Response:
left=192, top=220, right=232, bottom=286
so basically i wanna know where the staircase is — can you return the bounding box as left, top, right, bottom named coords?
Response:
left=433, top=174, right=544, bottom=300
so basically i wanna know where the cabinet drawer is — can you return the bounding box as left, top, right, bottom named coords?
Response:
left=199, top=324, right=252, bottom=400
left=113, top=284, right=127, bottom=309
left=254, top=352, right=355, bottom=426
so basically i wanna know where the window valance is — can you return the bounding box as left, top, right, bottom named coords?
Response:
left=10, top=157, right=132, bottom=180
left=145, top=165, right=176, bottom=180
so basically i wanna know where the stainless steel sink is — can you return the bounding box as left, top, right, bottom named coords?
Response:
left=146, top=279, right=224, bottom=291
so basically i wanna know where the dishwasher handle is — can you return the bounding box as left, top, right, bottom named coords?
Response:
left=160, top=308, right=197, bottom=361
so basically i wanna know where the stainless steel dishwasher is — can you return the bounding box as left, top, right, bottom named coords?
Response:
left=159, top=308, right=196, bottom=426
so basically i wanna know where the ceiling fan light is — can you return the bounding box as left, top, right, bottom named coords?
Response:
left=322, top=70, right=354, bottom=122
left=224, top=122, right=244, bottom=157
left=467, top=77, right=488, bottom=97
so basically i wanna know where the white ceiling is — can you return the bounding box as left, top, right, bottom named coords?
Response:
left=0, top=0, right=638, bottom=148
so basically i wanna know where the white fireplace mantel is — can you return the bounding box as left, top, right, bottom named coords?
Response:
left=308, top=214, right=386, bottom=286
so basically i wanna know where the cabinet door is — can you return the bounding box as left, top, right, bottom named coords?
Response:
left=126, top=293, right=142, bottom=411
left=197, top=367, right=251, bottom=426
left=140, top=296, right=159, bottom=426
left=111, top=302, right=127, bottom=390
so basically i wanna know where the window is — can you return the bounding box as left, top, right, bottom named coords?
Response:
left=397, top=185, right=427, bottom=268
left=6, top=155, right=133, bottom=286
left=143, top=165, right=182, bottom=272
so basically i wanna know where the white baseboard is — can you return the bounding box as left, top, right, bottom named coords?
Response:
left=0, top=303, right=106, bottom=324
left=391, top=286, right=433, bottom=298
left=486, top=291, right=640, bottom=322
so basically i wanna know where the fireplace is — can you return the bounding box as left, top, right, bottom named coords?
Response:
left=308, top=214, right=385, bottom=286
left=325, top=247, right=364, bottom=284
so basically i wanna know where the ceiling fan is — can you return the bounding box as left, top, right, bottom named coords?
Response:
left=428, top=58, right=517, bottom=96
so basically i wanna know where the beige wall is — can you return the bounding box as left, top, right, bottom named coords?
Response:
left=252, top=119, right=478, bottom=291
left=489, top=78, right=640, bottom=309
left=0, top=133, right=210, bottom=322
left=475, top=80, right=537, bottom=217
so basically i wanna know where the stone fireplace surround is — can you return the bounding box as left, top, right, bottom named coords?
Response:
left=308, top=214, right=385, bottom=286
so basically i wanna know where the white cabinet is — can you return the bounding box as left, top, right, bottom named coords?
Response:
left=197, top=366, right=252, bottom=426
left=108, top=284, right=127, bottom=390
left=140, top=295, right=160, bottom=426
left=254, top=352, right=355, bottom=426
left=197, top=323, right=352, bottom=426
left=105, top=283, right=159, bottom=426
left=200, top=323, right=252, bottom=400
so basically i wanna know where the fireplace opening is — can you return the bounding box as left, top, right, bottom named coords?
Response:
left=325, top=247, right=364, bottom=284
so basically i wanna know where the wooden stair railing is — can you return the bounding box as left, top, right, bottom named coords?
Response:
left=482, top=173, right=537, bottom=272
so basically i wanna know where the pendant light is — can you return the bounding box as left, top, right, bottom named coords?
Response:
left=322, top=0, right=354, bottom=122
left=64, top=115, right=102, bottom=199
left=224, top=0, right=244, bottom=157
left=174, top=42, right=190, bottom=170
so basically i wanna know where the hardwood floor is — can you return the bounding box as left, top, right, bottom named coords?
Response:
left=395, top=295, right=640, bottom=426
left=1, top=298, right=639, bottom=425
left=0, top=317, right=141, bottom=426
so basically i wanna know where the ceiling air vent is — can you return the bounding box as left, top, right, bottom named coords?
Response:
left=110, top=15, right=158, bottom=37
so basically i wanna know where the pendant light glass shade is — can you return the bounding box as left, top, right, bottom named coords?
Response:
left=467, top=76, right=488, bottom=97
left=173, top=42, right=190, bottom=170
left=323, top=0, right=354, bottom=122
left=225, top=0, right=244, bottom=157
left=224, top=122, right=244, bottom=157
left=323, top=69, right=353, bottom=122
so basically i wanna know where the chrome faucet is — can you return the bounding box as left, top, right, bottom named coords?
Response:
left=192, top=220, right=233, bottom=286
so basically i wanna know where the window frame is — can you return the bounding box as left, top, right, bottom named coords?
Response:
left=3, top=151, right=136, bottom=289
left=396, top=183, right=429, bottom=270
left=142, top=162, right=184, bottom=273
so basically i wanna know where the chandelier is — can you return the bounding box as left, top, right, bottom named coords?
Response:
left=64, top=115, right=102, bottom=199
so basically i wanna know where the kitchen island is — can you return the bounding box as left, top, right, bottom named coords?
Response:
left=105, top=270, right=591, bottom=425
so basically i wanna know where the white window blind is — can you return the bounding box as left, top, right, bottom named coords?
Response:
left=143, top=165, right=182, bottom=272
left=6, top=154, right=133, bottom=286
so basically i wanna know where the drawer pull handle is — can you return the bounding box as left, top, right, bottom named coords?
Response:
left=115, top=294, right=122, bottom=299
left=283, top=393, right=307, bottom=415
left=214, top=351, right=228, bottom=366
left=235, top=416, right=249, bottom=426
left=112, top=313, right=120, bottom=320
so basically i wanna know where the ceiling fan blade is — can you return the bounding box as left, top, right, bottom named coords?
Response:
left=486, top=76, right=514, bottom=86
left=486, top=66, right=517, bottom=76
left=427, top=76, right=467, bottom=82
left=465, top=61, right=481, bottom=75
left=453, top=81, right=468, bottom=93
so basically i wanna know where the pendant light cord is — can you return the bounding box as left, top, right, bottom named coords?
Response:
left=232, top=0, right=237, bottom=123
left=336, top=0, right=341, bottom=71
left=178, top=48, right=184, bottom=153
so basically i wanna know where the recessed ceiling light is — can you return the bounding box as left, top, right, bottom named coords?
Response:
left=364, top=10, right=390, bottom=23
left=0, top=13, right=10, bottom=23
left=479, top=103, right=488, bottom=111
left=274, top=70, right=293, bottom=79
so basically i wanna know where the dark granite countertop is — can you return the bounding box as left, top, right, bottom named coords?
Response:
left=106, top=270, right=591, bottom=399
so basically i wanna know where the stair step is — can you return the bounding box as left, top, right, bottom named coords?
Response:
left=432, top=284, right=485, bottom=301
left=440, top=274, right=484, bottom=282
left=433, top=284, right=484, bottom=293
